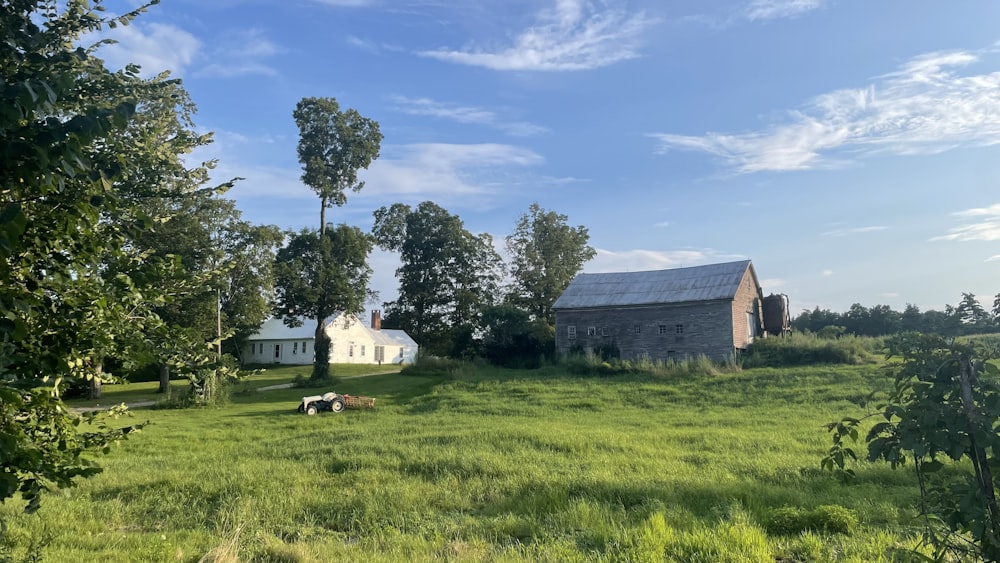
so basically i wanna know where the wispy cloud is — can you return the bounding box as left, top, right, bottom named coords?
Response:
left=94, top=22, right=200, bottom=78
left=761, top=277, right=787, bottom=288
left=821, top=226, right=888, bottom=237
left=649, top=47, right=1000, bottom=173
left=586, top=248, right=744, bottom=273
left=390, top=95, right=547, bottom=136
left=360, top=143, right=545, bottom=203
left=653, top=221, right=670, bottom=228
left=418, top=0, right=654, bottom=71
left=821, top=269, right=834, bottom=276
left=743, top=0, right=824, bottom=21
left=932, top=203, right=1000, bottom=242
left=987, top=255, right=1000, bottom=262
left=198, top=29, right=283, bottom=78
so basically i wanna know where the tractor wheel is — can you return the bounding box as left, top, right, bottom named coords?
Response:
left=306, top=405, right=318, bottom=416
left=330, top=398, right=346, bottom=413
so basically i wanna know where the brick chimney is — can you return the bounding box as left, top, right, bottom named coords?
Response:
left=371, top=310, right=381, bottom=331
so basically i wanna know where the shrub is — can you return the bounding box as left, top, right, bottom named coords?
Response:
left=765, top=505, right=857, bottom=536
left=399, top=355, right=466, bottom=378
left=743, top=331, right=877, bottom=367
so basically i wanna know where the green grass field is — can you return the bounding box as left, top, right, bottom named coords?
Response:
left=3, top=363, right=929, bottom=562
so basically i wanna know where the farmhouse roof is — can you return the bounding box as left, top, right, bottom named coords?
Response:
left=250, top=316, right=327, bottom=340
left=553, top=260, right=755, bottom=310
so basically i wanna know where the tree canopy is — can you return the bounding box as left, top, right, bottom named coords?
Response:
left=505, top=203, right=595, bottom=324
left=0, top=0, right=246, bottom=511
left=372, top=201, right=502, bottom=356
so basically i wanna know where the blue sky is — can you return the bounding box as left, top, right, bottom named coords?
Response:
left=96, top=0, right=1000, bottom=315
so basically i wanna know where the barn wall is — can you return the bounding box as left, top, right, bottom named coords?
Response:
left=554, top=300, right=736, bottom=361
left=730, top=268, right=763, bottom=350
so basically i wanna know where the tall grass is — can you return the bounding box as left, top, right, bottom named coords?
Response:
left=744, top=331, right=880, bottom=367
left=3, top=363, right=924, bottom=561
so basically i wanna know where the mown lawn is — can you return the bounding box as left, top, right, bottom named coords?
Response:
left=3, top=363, right=928, bottom=562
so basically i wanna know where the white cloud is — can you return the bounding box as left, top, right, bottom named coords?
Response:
left=653, top=221, right=670, bottom=228
left=821, top=269, right=834, bottom=276
left=761, top=277, right=787, bottom=288
left=649, top=47, right=1000, bottom=173
left=880, top=292, right=899, bottom=298
left=585, top=248, right=744, bottom=273
left=987, top=255, right=1000, bottom=262
left=932, top=202, right=1000, bottom=242
left=197, top=29, right=282, bottom=78
left=743, top=0, right=824, bottom=21
left=821, top=226, right=888, bottom=237
left=418, top=0, right=653, bottom=71
left=95, top=22, right=200, bottom=78
left=390, top=96, right=547, bottom=136
left=360, top=143, right=545, bottom=203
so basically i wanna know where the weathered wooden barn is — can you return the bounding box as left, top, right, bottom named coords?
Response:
left=552, top=260, right=766, bottom=361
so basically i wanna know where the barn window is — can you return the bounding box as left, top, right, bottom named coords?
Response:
left=667, top=350, right=676, bottom=359
left=658, top=325, right=667, bottom=335
left=633, top=324, right=641, bottom=335
left=675, top=324, right=684, bottom=334
left=567, top=326, right=577, bottom=339
left=587, top=326, right=596, bottom=336
left=747, top=313, right=757, bottom=339
left=601, top=327, right=610, bottom=337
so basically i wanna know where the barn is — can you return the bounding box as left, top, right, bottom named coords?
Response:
left=552, top=260, right=769, bottom=361
left=243, top=311, right=418, bottom=366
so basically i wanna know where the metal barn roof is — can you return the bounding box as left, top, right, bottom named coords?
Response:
left=553, top=260, right=753, bottom=310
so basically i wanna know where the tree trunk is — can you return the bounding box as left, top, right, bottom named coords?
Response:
left=312, top=318, right=330, bottom=381
left=158, top=363, right=170, bottom=394
left=89, top=359, right=103, bottom=400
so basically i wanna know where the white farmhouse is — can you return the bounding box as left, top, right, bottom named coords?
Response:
left=243, top=311, right=418, bottom=366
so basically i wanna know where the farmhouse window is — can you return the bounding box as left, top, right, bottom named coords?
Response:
left=675, top=324, right=684, bottom=334
left=399, top=347, right=404, bottom=357
left=274, top=344, right=281, bottom=359
left=587, top=326, right=596, bottom=336
left=303, top=341, right=308, bottom=353
left=293, top=342, right=298, bottom=354
left=601, top=327, right=610, bottom=337
left=361, top=345, right=366, bottom=357
left=349, top=344, right=354, bottom=357
left=567, top=325, right=577, bottom=339
left=658, top=325, right=667, bottom=335
left=633, top=324, right=641, bottom=335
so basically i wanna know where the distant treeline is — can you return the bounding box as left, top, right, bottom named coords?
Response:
left=792, top=292, right=1000, bottom=337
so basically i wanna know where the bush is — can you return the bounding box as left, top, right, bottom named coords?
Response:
left=744, top=332, right=877, bottom=367
left=400, top=355, right=467, bottom=378
left=765, top=505, right=858, bottom=536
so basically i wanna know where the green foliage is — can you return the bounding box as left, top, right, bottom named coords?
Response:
left=273, top=225, right=374, bottom=380
left=479, top=305, right=554, bottom=368
left=744, top=331, right=877, bottom=367
left=822, top=332, right=1000, bottom=560
left=504, top=203, right=595, bottom=325
left=399, top=355, right=468, bottom=378
left=293, top=97, right=382, bottom=221
left=372, top=202, right=502, bottom=356
left=766, top=505, right=858, bottom=535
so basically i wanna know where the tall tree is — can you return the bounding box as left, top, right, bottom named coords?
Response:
left=293, top=97, right=382, bottom=235
left=292, top=97, right=381, bottom=379
left=273, top=225, right=374, bottom=380
left=505, top=203, right=596, bottom=324
left=372, top=202, right=502, bottom=356
left=1, top=0, right=234, bottom=511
